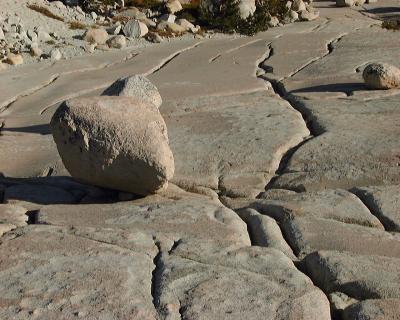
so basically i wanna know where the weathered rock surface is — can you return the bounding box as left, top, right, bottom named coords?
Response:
left=0, top=204, right=27, bottom=226
left=1, top=3, right=400, bottom=318
left=283, top=217, right=400, bottom=258
left=279, top=27, right=400, bottom=99
left=159, top=247, right=330, bottom=320
left=303, top=250, right=400, bottom=299
left=50, top=96, right=174, bottom=195
left=272, top=93, right=400, bottom=191
left=343, top=299, right=400, bottom=320
left=363, top=62, right=400, bottom=90
left=102, top=75, right=162, bottom=108
left=236, top=189, right=383, bottom=228
left=0, top=225, right=158, bottom=320
left=0, top=191, right=332, bottom=319
left=162, top=92, right=309, bottom=198
left=0, top=204, right=27, bottom=236
left=38, top=195, right=251, bottom=256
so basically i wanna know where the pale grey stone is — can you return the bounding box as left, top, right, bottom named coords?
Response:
left=84, top=28, right=108, bottom=44
left=50, top=48, right=62, bottom=61
left=102, top=75, right=162, bottom=108
left=50, top=96, right=174, bottom=195
left=123, top=19, right=148, bottom=38
left=303, top=250, right=400, bottom=299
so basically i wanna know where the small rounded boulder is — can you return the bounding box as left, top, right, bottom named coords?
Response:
left=363, top=62, right=400, bottom=90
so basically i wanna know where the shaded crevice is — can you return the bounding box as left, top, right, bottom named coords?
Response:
left=258, top=79, right=317, bottom=187
left=178, top=300, right=185, bottom=320
left=348, top=188, right=396, bottom=232
left=168, top=239, right=183, bottom=255
left=209, top=53, right=221, bottom=63
left=263, top=136, right=314, bottom=190
left=26, top=210, right=40, bottom=225
left=255, top=43, right=273, bottom=76
left=151, top=239, right=164, bottom=314
left=239, top=216, right=257, bottom=247
left=0, top=120, right=4, bottom=136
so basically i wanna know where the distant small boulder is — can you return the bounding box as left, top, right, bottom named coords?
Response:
left=363, top=62, right=400, bottom=90
left=102, top=75, right=162, bottom=108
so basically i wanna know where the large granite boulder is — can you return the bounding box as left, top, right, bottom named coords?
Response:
left=50, top=96, right=174, bottom=195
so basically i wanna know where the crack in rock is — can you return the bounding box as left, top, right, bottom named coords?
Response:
left=256, top=34, right=348, bottom=191
left=144, top=42, right=203, bottom=76
left=151, top=238, right=164, bottom=315
left=0, top=74, right=60, bottom=114
left=168, top=239, right=183, bottom=255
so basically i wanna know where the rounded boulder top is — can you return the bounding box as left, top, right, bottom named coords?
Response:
left=102, top=75, right=163, bottom=108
